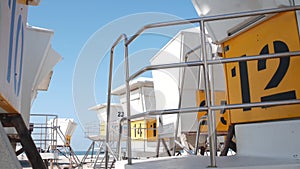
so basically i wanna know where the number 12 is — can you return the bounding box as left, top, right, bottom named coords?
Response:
left=231, top=41, right=296, bottom=111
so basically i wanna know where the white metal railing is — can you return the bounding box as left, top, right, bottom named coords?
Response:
left=30, top=114, right=58, bottom=153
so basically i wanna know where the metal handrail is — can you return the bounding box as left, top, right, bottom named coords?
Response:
left=172, top=52, right=189, bottom=156
left=119, top=99, right=300, bottom=123
left=124, top=50, right=300, bottom=166
left=116, top=98, right=300, bottom=162
left=93, top=142, right=104, bottom=168
left=116, top=97, right=300, bottom=162
left=129, top=51, right=300, bottom=81
left=194, top=115, right=207, bottom=155
left=30, top=114, right=58, bottom=152
left=117, top=119, right=124, bottom=160
left=174, top=140, right=194, bottom=155
left=109, top=4, right=300, bottom=168
left=105, top=34, right=131, bottom=168
left=106, top=143, right=118, bottom=161
left=125, top=5, right=300, bottom=46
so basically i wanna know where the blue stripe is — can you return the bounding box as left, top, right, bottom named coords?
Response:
left=7, top=0, right=16, bottom=83
left=14, top=15, right=22, bottom=94
left=8, top=0, right=11, bottom=8
left=17, top=24, right=24, bottom=96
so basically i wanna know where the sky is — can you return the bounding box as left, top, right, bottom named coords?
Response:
left=28, top=1, right=199, bottom=151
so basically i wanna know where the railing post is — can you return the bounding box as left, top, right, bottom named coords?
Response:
left=200, top=19, right=217, bottom=167
left=117, top=119, right=123, bottom=160
left=173, top=56, right=188, bottom=156
left=106, top=34, right=128, bottom=168
left=105, top=46, right=114, bottom=169
left=124, top=41, right=133, bottom=165
left=107, top=6, right=300, bottom=168
left=194, top=115, right=207, bottom=155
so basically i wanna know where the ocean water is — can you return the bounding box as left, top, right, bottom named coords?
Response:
left=74, top=151, right=104, bottom=156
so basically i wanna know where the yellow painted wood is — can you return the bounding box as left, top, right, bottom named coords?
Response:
left=131, top=118, right=157, bottom=140
left=196, top=90, right=230, bottom=133
left=222, top=11, right=300, bottom=123
left=0, top=94, right=19, bottom=113
left=17, top=0, right=39, bottom=6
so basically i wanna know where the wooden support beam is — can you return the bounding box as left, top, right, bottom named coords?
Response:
left=16, top=147, right=24, bottom=156
left=0, top=113, right=47, bottom=169
left=220, top=125, right=236, bottom=156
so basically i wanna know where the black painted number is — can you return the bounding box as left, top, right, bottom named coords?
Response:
left=238, top=55, right=251, bottom=111
left=232, top=40, right=296, bottom=111
left=199, top=100, right=227, bottom=125
left=258, top=41, right=296, bottom=102
left=117, top=111, right=124, bottom=117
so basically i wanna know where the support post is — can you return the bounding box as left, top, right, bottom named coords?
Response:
left=0, top=113, right=47, bottom=169
left=105, top=34, right=128, bottom=168
left=199, top=20, right=217, bottom=167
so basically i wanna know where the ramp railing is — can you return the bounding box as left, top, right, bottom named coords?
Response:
left=105, top=5, right=300, bottom=168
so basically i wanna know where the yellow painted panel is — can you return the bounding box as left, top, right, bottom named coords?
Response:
left=100, top=123, right=106, bottom=136
left=223, top=11, right=300, bottom=124
left=196, top=90, right=230, bottom=133
left=131, top=119, right=157, bottom=140
left=146, top=119, right=158, bottom=141
left=131, top=120, right=146, bottom=140
left=66, top=135, right=71, bottom=146
left=17, top=0, right=40, bottom=6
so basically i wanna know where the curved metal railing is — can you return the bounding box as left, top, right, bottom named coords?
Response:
left=105, top=5, right=300, bottom=168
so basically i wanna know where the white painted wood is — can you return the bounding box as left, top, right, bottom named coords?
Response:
left=236, top=119, right=300, bottom=159
left=192, top=0, right=296, bottom=42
